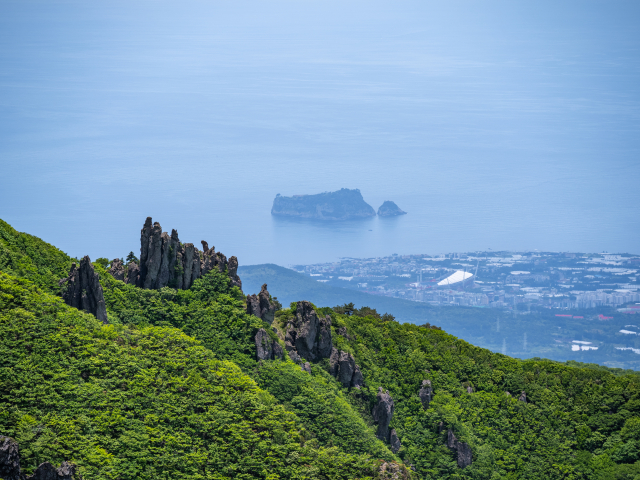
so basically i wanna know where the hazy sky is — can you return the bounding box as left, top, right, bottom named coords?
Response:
left=1, top=1, right=639, bottom=264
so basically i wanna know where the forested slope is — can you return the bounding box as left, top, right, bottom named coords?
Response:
left=1, top=219, right=640, bottom=480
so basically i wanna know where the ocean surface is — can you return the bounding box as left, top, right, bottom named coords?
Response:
left=1, top=1, right=639, bottom=267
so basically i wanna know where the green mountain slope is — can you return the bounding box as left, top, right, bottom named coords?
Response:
left=0, top=272, right=385, bottom=479
left=0, top=219, right=74, bottom=294
left=1, top=219, right=640, bottom=480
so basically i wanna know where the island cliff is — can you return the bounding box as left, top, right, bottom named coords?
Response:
left=271, top=188, right=375, bottom=220
left=377, top=200, right=406, bottom=217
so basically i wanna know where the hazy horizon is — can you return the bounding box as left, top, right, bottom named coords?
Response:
left=1, top=0, right=639, bottom=265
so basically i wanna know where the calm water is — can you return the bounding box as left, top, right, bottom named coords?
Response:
left=1, top=1, right=639, bottom=266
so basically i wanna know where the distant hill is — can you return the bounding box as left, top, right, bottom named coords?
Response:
left=271, top=188, right=376, bottom=220
left=239, top=264, right=640, bottom=370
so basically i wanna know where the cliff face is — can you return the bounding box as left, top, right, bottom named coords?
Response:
left=271, top=188, right=375, bottom=220
left=124, top=217, right=242, bottom=291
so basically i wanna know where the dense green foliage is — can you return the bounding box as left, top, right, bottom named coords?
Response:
left=0, top=273, right=382, bottom=479
left=0, top=219, right=74, bottom=294
left=2, top=219, right=640, bottom=479
left=320, top=307, right=640, bottom=479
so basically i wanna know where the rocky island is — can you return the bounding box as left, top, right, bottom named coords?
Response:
left=377, top=200, right=407, bottom=217
left=271, top=188, right=376, bottom=220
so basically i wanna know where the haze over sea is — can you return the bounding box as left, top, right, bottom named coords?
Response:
left=1, top=0, right=639, bottom=267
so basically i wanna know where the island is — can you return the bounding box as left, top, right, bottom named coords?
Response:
left=377, top=200, right=407, bottom=217
left=271, top=188, right=376, bottom=220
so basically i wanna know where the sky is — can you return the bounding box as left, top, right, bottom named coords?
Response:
left=1, top=0, right=639, bottom=265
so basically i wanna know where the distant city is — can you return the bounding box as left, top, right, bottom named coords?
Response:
left=292, top=252, right=640, bottom=313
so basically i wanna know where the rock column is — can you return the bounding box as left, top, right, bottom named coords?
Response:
left=372, top=387, right=395, bottom=442
left=60, top=256, right=108, bottom=323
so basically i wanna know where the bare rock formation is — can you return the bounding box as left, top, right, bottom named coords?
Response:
left=419, top=379, right=433, bottom=409
left=255, top=328, right=284, bottom=361
left=108, top=258, right=125, bottom=281
left=351, top=364, right=364, bottom=388
left=328, top=347, right=364, bottom=388
left=126, top=261, right=139, bottom=285
left=377, top=461, right=411, bottom=480
left=246, top=284, right=277, bottom=324
left=0, top=437, right=77, bottom=480
left=390, top=428, right=401, bottom=453
left=228, top=256, right=242, bottom=289
left=372, top=387, right=395, bottom=442
left=26, top=462, right=76, bottom=480
left=447, top=429, right=473, bottom=468
left=337, top=350, right=356, bottom=387
left=284, top=301, right=333, bottom=361
left=519, top=391, right=527, bottom=402
left=0, top=436, right=21, bottom=480
left=127, top=217, right=242, bottom=291
left=59, top=256, right=108, bottom=323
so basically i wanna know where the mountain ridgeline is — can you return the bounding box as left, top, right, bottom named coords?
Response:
left=1, top=216, right=640, bottom=480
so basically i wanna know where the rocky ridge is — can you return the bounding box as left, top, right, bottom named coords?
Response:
left=59, top=256, right=108, bottom=323
left=123, top=217, right=242, bottom=291
left=0, top=436, right=77, bottom=480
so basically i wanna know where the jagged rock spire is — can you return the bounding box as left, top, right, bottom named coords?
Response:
left=247, top=284, right=277, bottom=324
left=372, top=387, right=395, bottom=442
left=59, top=256, right=108, bottom=323
left=125, top=217, right=242, bottom=291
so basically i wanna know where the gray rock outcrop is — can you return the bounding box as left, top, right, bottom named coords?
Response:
left=284, top=301, right=333, bottom=361
left=126, top=217, right=242, bottom=291
left=328, top=348, right=364, bottom=388
left=519, top=391, right=527, bottom=402
left=26, top=462, right=76, bottom=480
left=246, top=284, right=277, bottom=324
left=126, top=261, right=140, bottom=285
left=0, top=436, right=77, bottom=480
left=447, top=429, right=473, bottom=468
left=377, top=462, right=411, bottom=480
left=0, top=436, right=21, bottom=480
left=372, top=387, right=395, bottom=442
left=255, top=328, right=284, bottom=361
left=419, top=379, right=433, bottom=409
left=108, top=258, right=125, bottom=281
left=59, top=256, right=108, bottom=323
left=390, top=429, right=401, bottom=453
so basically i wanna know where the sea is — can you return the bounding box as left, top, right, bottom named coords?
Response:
left=1, top=0, right=639, bottom=267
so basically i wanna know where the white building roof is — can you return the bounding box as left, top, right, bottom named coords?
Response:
left=437, top=270, right=473, bottom=286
